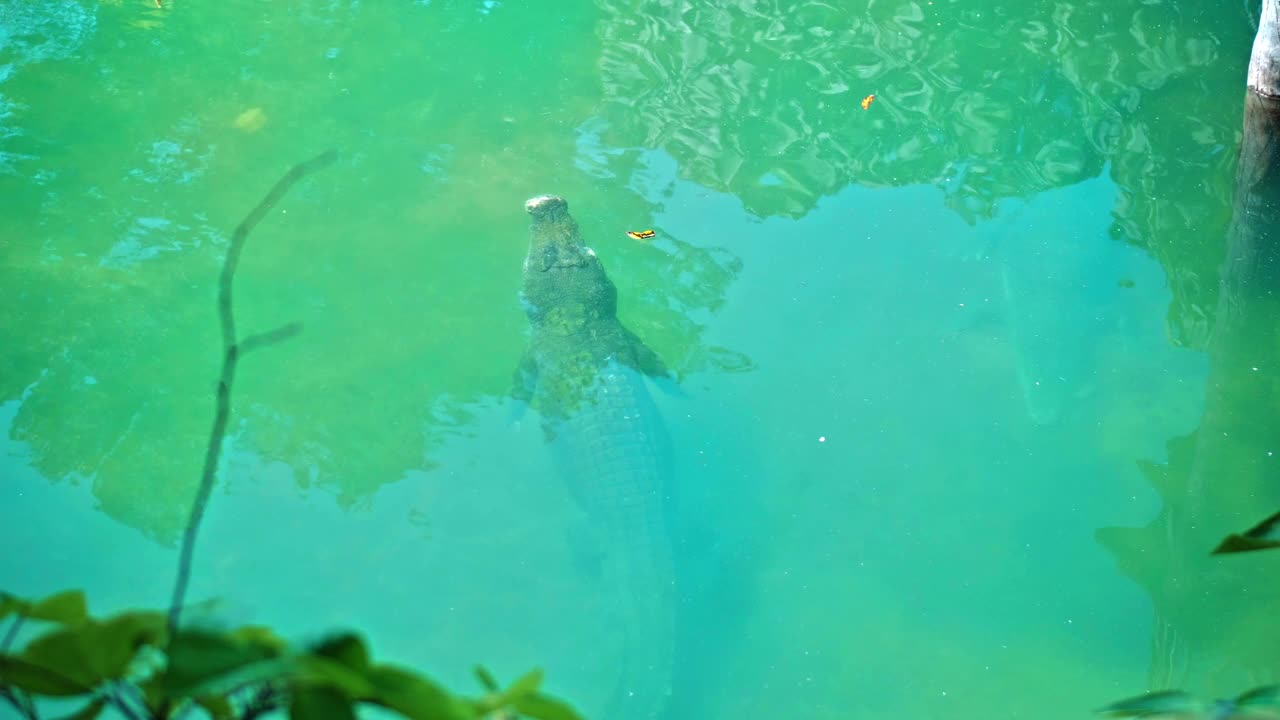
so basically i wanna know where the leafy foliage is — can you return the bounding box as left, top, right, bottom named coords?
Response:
left=0, top=589, right=583, bottom=720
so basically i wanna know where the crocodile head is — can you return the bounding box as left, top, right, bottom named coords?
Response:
left=521, top=195, right=619, bottom=333
left=525, top=195, right=593, bottom=272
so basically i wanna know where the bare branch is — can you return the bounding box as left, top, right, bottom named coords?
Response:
left=167, top=150, right=338, bottom=636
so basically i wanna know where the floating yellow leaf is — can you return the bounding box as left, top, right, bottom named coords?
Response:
left=232, top=108, right=267, bottom=133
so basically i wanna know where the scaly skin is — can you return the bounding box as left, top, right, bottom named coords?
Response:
left=517, top=195, right=676, bottom=720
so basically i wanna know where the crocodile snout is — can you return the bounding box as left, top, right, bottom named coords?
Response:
left=525, top=195, right=568, bottom=218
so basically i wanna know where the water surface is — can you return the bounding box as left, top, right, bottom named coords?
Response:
left=0, top=1, right=1267, bottom=718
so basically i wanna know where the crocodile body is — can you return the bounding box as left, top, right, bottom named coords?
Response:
left=516, top=195, right=676, bottom=720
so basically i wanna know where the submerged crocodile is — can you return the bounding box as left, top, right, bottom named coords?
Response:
left=515, top=195, right=677, bottom=720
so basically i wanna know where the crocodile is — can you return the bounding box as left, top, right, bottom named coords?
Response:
left=515, top=194, right=677, bottom=720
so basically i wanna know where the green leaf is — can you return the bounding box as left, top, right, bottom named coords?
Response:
left=1213, top=511, right=1280, bottom=554
left=160, top=630, right=281, bottom=697
left=230, top=625, right=290, bottom=655
left=136, top=674, right=168, bottom=715
left=0, top=593, right=27, bottom=622
left=291, top=684, right=357, bottom=720
left=96, top=612, right=166, bottom=662
left=26, top=592, right=88, bottom=625
left=310, top=634, right=370, bottom=673
left=473, top=666, right=499, bottom=693
left=194, top=694, right=236, bottom=720
left=513, top=692, right=585, bottom=720
left=472, top=667, right=544, bottom=713
left=291, top=654, right=374, bottom=697
left=0, top=590, right=88, bottom=627
left=162, top=635, right=371, bottom=703
left=1096, top=690, right=1205, bottom=717
left=18, top=612, right=165, bottom=690
left=54, top=698, right=106, bottom=720
left=0, top=655, right=94, bottom=697
left=174, top=657, right=298, bottom=699
left=363, top=665, right=471, bottom=720
left=502, top=669, right=542, bottom=704
left=1236, top=685, right=1280, bottom=709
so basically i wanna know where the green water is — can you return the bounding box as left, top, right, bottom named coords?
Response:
left=2, top=0, right=1276, bottom=718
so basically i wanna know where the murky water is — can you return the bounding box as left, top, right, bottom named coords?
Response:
left=1, top=1, right=1272, bottom=718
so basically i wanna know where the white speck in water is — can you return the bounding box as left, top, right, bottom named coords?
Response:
left=818, top=436, right=826, bottom=443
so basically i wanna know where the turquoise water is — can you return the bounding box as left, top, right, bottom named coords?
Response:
left=2, top=0, right=1276, bottom=718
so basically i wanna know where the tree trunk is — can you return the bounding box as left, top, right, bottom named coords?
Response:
left=1249, top=0, right=1280, bottom=97
left=1100, top=0, right=1280, bottom=695
left=1163, top=0, right=1280, bottom=693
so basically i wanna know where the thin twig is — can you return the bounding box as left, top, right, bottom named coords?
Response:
left=116, top=680, right=153, bottom=720
left=20, top=691, right=39, bottom=720
left=0, top=688, right=37, bottom=720
left=238, top=322, right=304, bottom=356
left=167, top=150, right=338, bottom=636
left=0, top=615, right=24, bottom=653
left=169, top=698, right=194, bottom=720
left=106, top=687, right=145, bottom=720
